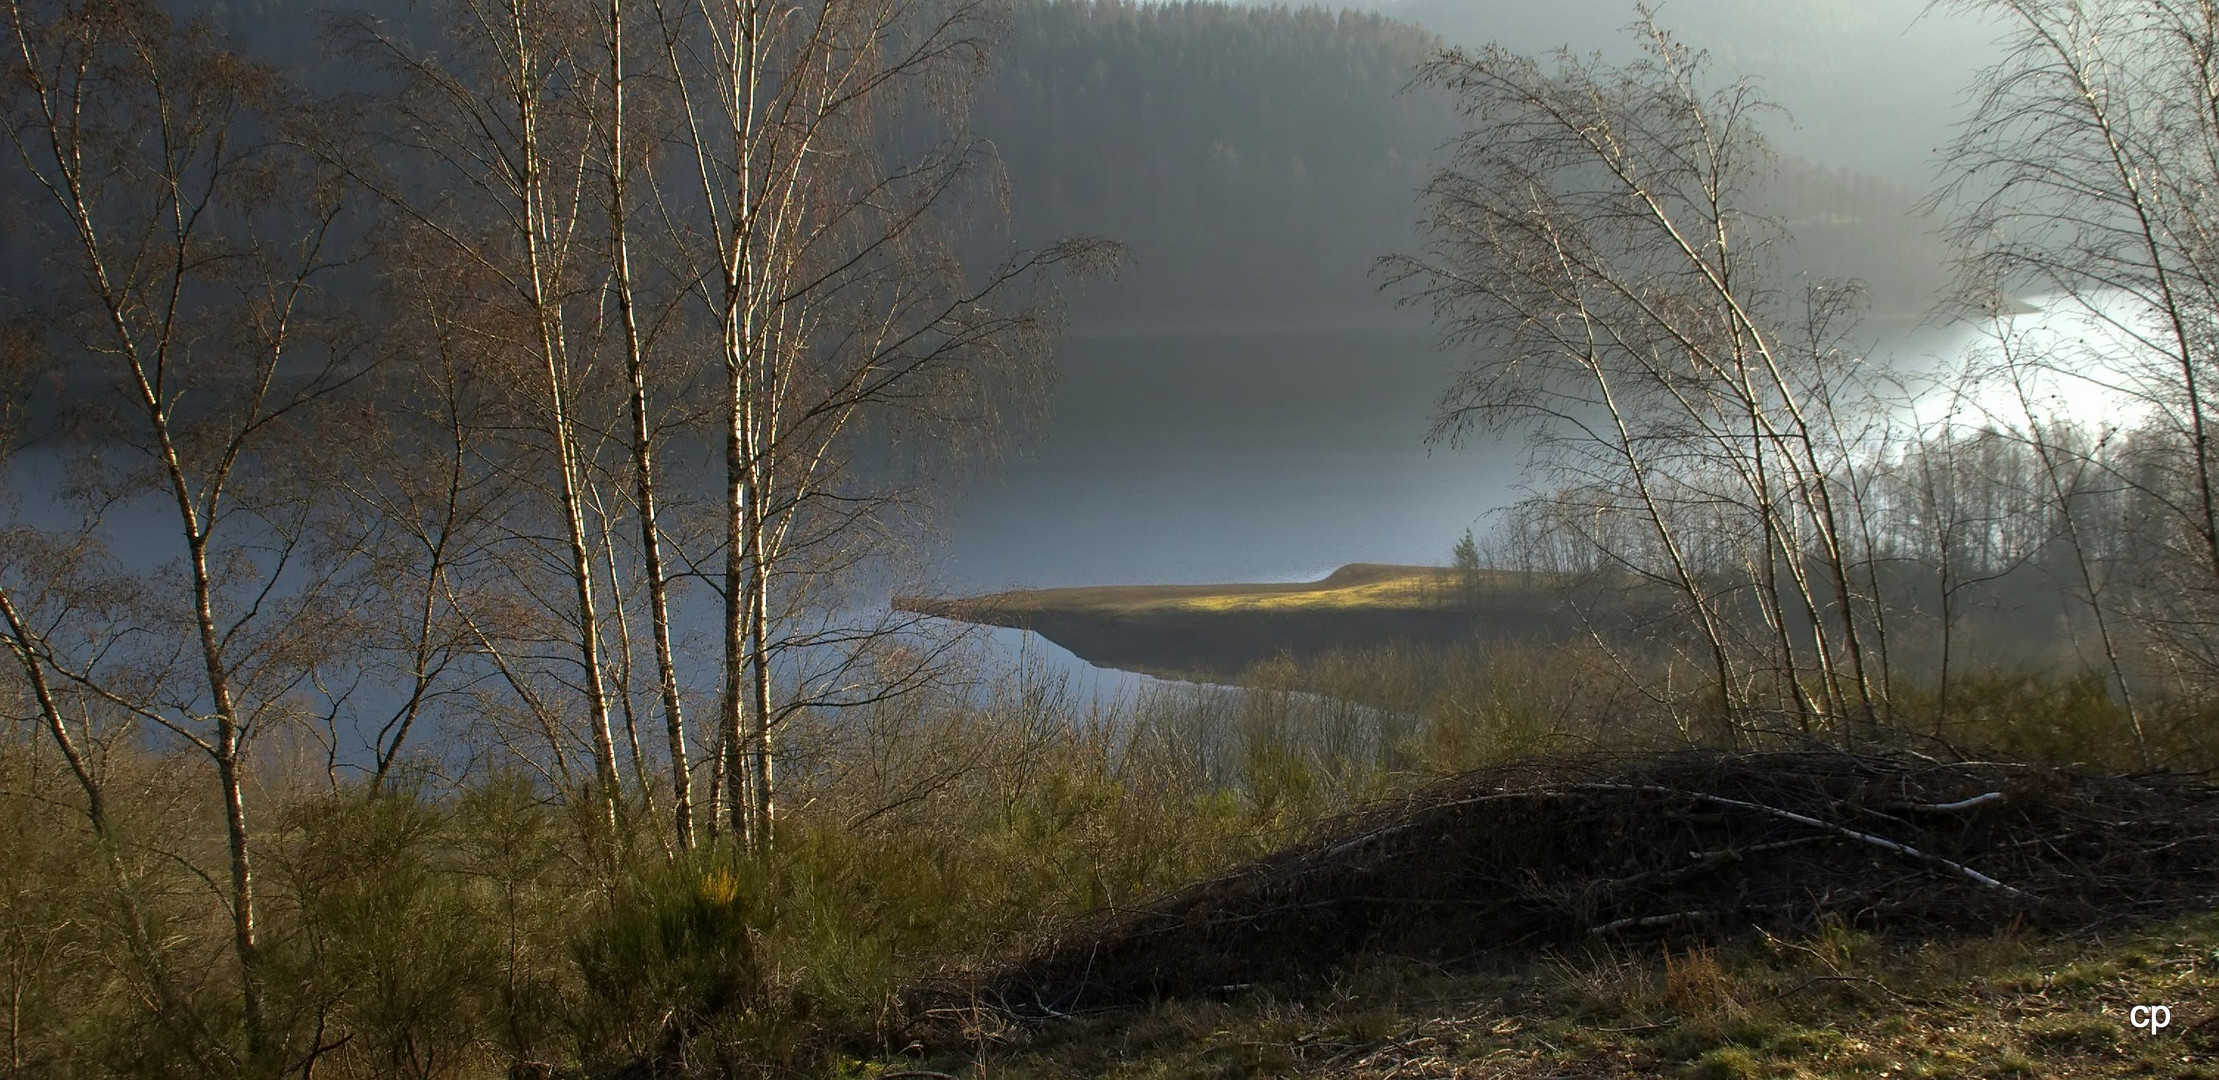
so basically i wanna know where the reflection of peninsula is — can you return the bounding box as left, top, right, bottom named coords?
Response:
left=896, top=564, right=1570, bottom=682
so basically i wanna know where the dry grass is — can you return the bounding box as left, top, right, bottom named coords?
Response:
left=899, top=564, right=1464, bottom=619
left=888, top=910, right=2219, bottom=1079
left=1170, top=572, right=1439, bottom=614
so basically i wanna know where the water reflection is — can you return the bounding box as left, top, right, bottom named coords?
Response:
left=934, top=325, right=1522, bottom=591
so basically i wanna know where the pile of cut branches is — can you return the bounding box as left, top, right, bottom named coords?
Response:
left=975, top=751, right=2219, bottom=1015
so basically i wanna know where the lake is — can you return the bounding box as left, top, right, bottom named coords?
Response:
left=928, top=310, right=2109, bottom=692
left=931, top=323, right=1523, bottom=593
left=928, top=312, right=2041, bottom=597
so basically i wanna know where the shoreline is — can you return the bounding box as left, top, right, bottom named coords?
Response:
left=897, top=563, right=1566, bottom=682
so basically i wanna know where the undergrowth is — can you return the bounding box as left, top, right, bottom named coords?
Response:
left=952, top=911, right=2219, bottom=1079
left=0, top=648, right=2211, bottom=1077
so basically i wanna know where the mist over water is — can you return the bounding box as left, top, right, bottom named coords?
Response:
left=933, top=325, right=1523, bottom=592
left=932, top=300, right=2148, bottom=607
left=1327, top=0, right=2006, bottom=188
left=1899, top=294, right=2182, bottom=435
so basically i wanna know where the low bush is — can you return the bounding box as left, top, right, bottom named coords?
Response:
left=3, top=644, right=2215, bottom=1077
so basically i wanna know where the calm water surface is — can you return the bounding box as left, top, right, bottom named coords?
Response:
left=933, top=324, right=1522, bottom=592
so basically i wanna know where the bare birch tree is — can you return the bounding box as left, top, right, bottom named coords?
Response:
left=341, top=0, right=639, bottom=835
left=1941, top=0, right=2219, bottom=693
left=649, top=0, right=1109, bottom=845
left=1387, top=16, right=1891, bottom=738
left=1, top=0, right=369, bottom=1064
left=600, top=0, right=698, bottom=851
left=314, top=245, right=517, bottom=795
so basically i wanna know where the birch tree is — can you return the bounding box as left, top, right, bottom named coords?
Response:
left=1942, top=0, right=2219, bottom=694
left=650, top=0, right=1109, bottom=845
left=1, top=0, right=367, bottom=1064
left=601, top=0, right=699, bottom=851
left=343, top=0, right=639, bottom=835
left=1387, top=17, right=1891, bottom=738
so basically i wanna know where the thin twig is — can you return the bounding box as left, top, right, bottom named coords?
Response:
left=1590, top=910, right=1710, bottom=936
left=1578, top=783, right=2026, bottom=895
left=1895, top=791, right=2006, bottom=813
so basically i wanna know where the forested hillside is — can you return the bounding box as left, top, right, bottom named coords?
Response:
left=973, top=0, right=1947, bottom=326
left=975, top=0, right=1458, bottom=326
left=166, top=0, right=1948, bottom=328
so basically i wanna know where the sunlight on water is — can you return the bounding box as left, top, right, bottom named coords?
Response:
left=1894, top=293, right=2171, bottom=435
left=967, top=622, right=1161, bottom=701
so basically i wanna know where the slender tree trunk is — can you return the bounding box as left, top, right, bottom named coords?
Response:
left=1741, top=400, right=1827, bottom=726
left=732, top=354, right=767, bottom=847
left=211, top=708, right=264, bottom=1065
left=597, top=500, right=658, bottom=830
left=715, top=0, right=768, bottom=846
left=0, top=587, right=105, bottom=832
left=1924, top=451, right=1959, bottom=731
left=547, top=372, right=621, bottom=831
left=159, top=458, right=267, bottom=1062
left=370, top=426, right=462, bottom=796
left=705, top=724, right=728, bottom=842
left=1794, top=430, right=1882, bottom=735
left=746, top=489, right=775, bottom=839
left=1592, top=349, right=1739, bottom=727
left=608, top=0, right=693, bottom=851
left=510, top=6, right=622, bottom=834
left=2026, top=418, right=2152, bottom=767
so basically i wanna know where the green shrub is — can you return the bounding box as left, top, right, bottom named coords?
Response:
left=267, top=776, right=581, bottom=1079
left=1684, top=1044, right=1763, bottom=1080
left=572, top=853, right=768, bottom=1072
left=1924, top=671, right=2138, bottom=767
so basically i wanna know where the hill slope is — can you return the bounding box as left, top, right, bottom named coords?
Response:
left=908, top=751, right=2219, bottom=1079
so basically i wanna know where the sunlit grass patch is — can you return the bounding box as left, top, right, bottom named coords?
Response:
left=1168, top=574, right=1435, bottom=613
left=916, top=563, right=1464, bottom=619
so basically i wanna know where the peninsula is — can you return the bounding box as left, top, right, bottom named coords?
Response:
left=896, top=563, right=1566, bottom=682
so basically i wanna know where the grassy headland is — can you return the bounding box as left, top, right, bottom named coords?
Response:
left=897, top=563, right=1570, bottom=682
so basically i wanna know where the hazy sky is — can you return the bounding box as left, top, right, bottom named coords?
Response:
left=1302, top=0, right=2007, bottom=186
